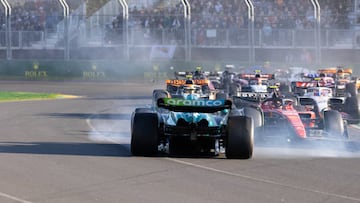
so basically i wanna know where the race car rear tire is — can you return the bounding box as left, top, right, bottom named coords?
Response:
left=216, top=92, right=228, bottom=100
left=153, top=89, right=169, bottom=108
left=344, top=96, right=360, bottom=124
left=153, top=89, right=169, bottom=100
left=244, top=107, right=263, bottom=127
left=230, top=83, right=241, bottom=96
left=131, top=112, right=159, bottom=156
left=323, top=110, right=345, bottom=138
left=243, top=107, right=263, bottom=141
left=134, top=108, right=153, bottom=113
left=131, top=108, right=153, bottom=130
left=345, top=83, right=357, bottom=97
left=225, top=116, right=254, bottom=159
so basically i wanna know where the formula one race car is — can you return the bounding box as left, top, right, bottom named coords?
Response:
left=290, top=71, right=359, bottom=98
left=208, top=65, right=248, bottom=97
left=261, top=96, right=348, bottom=141
left=238, top=71, right=275, bottom=93
left=232, top=91, right=349, bottom=142
left=130, top=87, right=261, bottom=159
left=289, top=74, right=330, bottom=96
left=293, top=82, right=360, bottom=124
left=166, top=74, right=215, bottom=97
left=317, top=67, right=355, bottom=97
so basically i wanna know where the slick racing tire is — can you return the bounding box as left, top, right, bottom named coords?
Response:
left=153, top=89, right=169, bottom=108
left=153, top=89, right=169, bottom=100
left=224, top=82, right=231, bottom=95
left=225, top=116, right=254, bottom=159
left=323, top=110, right=345, bottom=138
left=134, top=108, right=153, bottom=113
left=243, top=107, right=263, bottom=141
left=216, top=92, right=228, bottom=100
left=244, top=107, right=263, bottom=128
left=131, top=108, right=153, bottom=130
left=345, top=83, right=357, bottom=97
left=344, top=96, right=360, bottom=124
left=230, top=83, right=241, bottom=96
left=131, top=112, right=159, bottom=156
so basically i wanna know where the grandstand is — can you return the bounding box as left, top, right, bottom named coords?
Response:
left=1, top=0, right=360, bottom=64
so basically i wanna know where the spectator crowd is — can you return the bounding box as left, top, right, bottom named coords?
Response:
left=1, top=0, right=357, bottom=47
left=103, top=0, right=355, bottom=45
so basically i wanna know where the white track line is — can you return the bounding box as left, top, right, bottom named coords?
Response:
left=0, top=192, right=32, bottom=203
left=166, top=158, right=360, bottom=202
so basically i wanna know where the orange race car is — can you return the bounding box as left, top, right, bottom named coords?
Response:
left=162, top=73, right=220, bottom=100
left=317, top=66, right=359, bottom=95
left=166, top=77, right=215, bottom=95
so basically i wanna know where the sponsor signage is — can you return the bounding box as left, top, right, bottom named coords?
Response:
left=164, top=98, right=224, bottom=107
left=83, top=64, right=106, bottom=80
left=25, top=62, right=47, bottom=79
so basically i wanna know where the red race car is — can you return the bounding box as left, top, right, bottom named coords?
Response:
left=259, top=96, right=348, bottom=142
left=233, top=92, right=348, bottom=143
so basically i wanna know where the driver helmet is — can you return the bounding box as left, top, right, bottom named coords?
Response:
left=185, top=74, right=193, bottom=79
left=305, top=105, right=314, bottom=111
left=274, top=99, right=282, bottom=108
left=194, top=66, right=204, bottom=79
left=185, top=74, right=194, bottom=84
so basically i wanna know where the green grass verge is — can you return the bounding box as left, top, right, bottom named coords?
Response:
left=0, top=91, right=60, bottom=101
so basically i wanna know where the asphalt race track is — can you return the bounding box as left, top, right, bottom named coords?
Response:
left=0, top=81, right=360, bottom=203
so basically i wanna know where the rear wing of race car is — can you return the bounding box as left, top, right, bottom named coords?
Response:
left=239, top=73, right=275, bottom=80
left=302, top=73, right=321, bottom=78
left=233, top=92, right=271, bottom=103
left=157, top=98, right=232, bottom=113
left=318, top=67, right=353, bottom=75
left=291, top=81, right=317, bottom=88
left=166, top=79, right=210, bottom=86
left=174, top=71, right=191, bottom=79
left=175, top=71, right=221, bottom=78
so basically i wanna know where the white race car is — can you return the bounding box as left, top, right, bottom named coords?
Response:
left=297, top=85, right=360, bottom=125
left=299, top=87, right=333, bottom=112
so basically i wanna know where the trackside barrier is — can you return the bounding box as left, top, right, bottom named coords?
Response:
left=0, top=60, right=359, bottom=81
